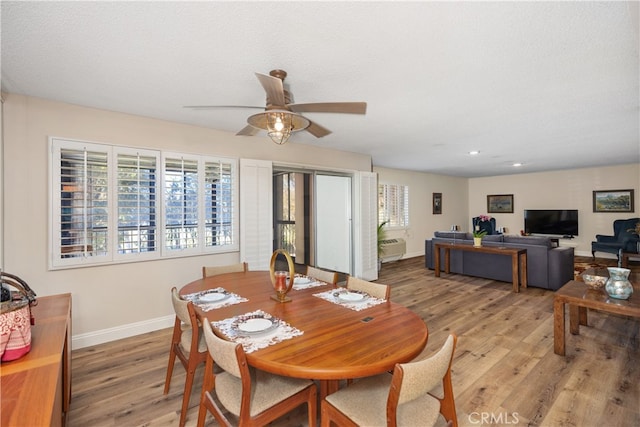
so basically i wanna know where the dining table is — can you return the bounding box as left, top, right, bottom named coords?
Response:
left=180, top=270, right=428, bottom=396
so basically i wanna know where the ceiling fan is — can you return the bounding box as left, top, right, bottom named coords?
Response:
left=184, top=69, right=367, bottom=144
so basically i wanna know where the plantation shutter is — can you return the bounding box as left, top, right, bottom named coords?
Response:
left=204, top=158, right=237, bottom=249
left=163, top=155, right=200, bottom=252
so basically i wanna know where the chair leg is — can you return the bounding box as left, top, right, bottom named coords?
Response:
left=179, top=364, right=197, bottom=427
left=163, top=347, right=176, bottom=394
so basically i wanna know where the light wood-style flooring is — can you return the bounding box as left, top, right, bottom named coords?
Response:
left=68, top=256, right=639, bottom=427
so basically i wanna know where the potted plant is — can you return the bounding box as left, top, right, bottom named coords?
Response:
left=472, top=229, right=487, bottom=247
left=377, top=221, right=388, bottom=270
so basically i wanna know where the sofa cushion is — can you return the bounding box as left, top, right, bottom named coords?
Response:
left=502, top=235, right=552, bottom=248
left=482, top=235, right=504, bottom=243
left=434, top=231, right=471, bottom=240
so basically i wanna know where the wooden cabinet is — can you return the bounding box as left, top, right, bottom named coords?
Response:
left=1, top=294, right=72, bottom=426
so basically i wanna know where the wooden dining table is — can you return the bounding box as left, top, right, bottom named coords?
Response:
left=180, top=270, right=428, bottom=395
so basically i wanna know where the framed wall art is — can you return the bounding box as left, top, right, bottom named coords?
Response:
left=487, top=194, right=514, bottom=213
left=592, top=189, right=634, bottom=213
left=433, top=192, right=442, bottom=214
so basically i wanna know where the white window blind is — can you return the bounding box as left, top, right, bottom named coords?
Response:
left=163, top=156, right=199, bottom=251
left=204, top=159, right=236, bottom=248
left=55, top=143, right=110, bottom=265
left=116, top=151, right=158, bottom=256
left=378, top=183, right=409, bottom=228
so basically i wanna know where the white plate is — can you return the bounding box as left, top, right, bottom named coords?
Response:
left=232, top=315, right=279, bottom=336
left=199, top=292, right=230, bottom=303
left=294, top=277, right=312, bottom=285
left=338, top=291, right=368, bottom=303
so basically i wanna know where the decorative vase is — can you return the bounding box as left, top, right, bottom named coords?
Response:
left=269, top=249, right=295, bottom=302
left=605, top=267, right=633, bottom=300
left=473, top=237, right=482, bottom=247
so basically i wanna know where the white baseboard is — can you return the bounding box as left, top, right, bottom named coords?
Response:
left=72, top=315, right=174, bottom=350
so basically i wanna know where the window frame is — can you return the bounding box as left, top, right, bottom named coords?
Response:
left=49, top=137, right=238, bottom=269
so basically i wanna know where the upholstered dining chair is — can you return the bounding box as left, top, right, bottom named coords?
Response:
left=164, top=287, right=208, bottom=427
left=197, top=319, right=318, bottom=427
left=321, top=334, right=458, bottom=427
left=202, top=262, right=248, bottom=278
left=346, top=276, right=390, bottom=300
left=306, top=266, right=339, bottom=285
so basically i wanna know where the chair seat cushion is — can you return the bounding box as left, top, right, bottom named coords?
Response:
left=325, top=373, right=442, bottom=426
left=216, top=369, right=313, bottom=417
left=180, top=327, right=207, bottom=353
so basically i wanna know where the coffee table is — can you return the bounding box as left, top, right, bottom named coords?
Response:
left=553, top=274, right=639, bottom=356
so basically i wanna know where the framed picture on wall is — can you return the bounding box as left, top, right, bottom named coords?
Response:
left=433, top=192, right=442, bottom=214
left=592, top=189, right=634, bottom=212
left=487, top=194, right=514, bottom=213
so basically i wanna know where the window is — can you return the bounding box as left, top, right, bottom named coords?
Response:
left=378, top=184, right=409, bottom=228
left=50, top=138, right=238, bottom=268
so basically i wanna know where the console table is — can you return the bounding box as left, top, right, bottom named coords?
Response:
left=434, top=243, right=528, bottom=292
left=1, top=293, right=72, bottom=426
left=553, top=279, right=639, bottom=356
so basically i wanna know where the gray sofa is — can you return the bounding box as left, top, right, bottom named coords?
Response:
left=425, top=232, right=575, bottom=291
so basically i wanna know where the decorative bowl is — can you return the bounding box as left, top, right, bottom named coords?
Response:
left=581, top=273, right=607, bottom=290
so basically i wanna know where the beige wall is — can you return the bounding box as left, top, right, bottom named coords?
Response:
left=374, top=166, right=469, bottom=258
left=2, top=94, right=372, bottom=347
left=469, top=165, right=640, bottom=256
left=376, top=163, right=640, bottom=259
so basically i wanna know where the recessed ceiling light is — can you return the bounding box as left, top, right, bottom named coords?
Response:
left=469, top=150, right=480, bottom=155
left=513, top=162, right=523, bottom=167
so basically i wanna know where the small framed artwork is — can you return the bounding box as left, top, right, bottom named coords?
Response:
left=487, top=194, right=514, bottom=213
left=433, top=192, right=442, bottom=214
left=592, top=189, right=634, bottom=213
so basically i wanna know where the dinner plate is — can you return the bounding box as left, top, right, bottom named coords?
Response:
left=338, top=290, right=369, bottom=303
left=199, top=291, right=230, bottom=303
left=232, top=314, right=279, bottom=336
left=294, top=277, right=312, bottom=285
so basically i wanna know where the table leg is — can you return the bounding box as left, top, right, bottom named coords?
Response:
left=444, top=248, right=450, bottom=274
left=553, top=297, right=565, bottom=356
left=434, top=246, right=441, bottom=277
left=320, top=380, right=340, bottom=399
left=520, top=253, right=527, bottom=289
left=578, top=306, right=588, bottom=326
left=569, top=305, right=580, bottom=335
left=511, top=254, right=519, bottom=293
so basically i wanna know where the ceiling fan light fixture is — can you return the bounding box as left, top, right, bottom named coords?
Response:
left=247, top=110, right=310, bottom=145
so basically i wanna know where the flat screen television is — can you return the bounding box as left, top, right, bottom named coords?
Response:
left=524, top=209, right=578, bottom=237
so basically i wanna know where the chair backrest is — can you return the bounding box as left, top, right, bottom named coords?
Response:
left=346, top=276, right=390, bottom=300
left=202, top=262, right=248, bottom=278
left=388, top=334, right=458, bottom=426
left=201, top=318, right=244, bottom=378
left=472, top=217, right=496, bottom=235
left=613, top=218, right=640, bottom=241
left=306, top=266, right=339, bottom=285
left=171, top=287, right=192, bottom=325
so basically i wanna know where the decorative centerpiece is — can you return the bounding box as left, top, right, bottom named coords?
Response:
left=605, top=267, right=633, bottom=300
left=581, top=272, right=607, bottom=290
left=269, top=249, right=296, bottom=302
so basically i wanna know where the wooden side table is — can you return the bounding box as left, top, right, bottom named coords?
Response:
left=620, top=252, right=638, bottom=268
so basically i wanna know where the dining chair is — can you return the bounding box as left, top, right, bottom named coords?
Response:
left=202, top=262, right=248, bottom=278
left=197, top=319, right=318, bottom=427
left=163, top=287, right=208, bottom=427
left=306, top=266, right=339, bottom=285
left=346, top=276, right=390, bottom=300
left=321, top=334, right=458, bottom=427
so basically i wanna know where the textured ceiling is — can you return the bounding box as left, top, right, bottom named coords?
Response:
left=2, top=1, right=639, bottom=177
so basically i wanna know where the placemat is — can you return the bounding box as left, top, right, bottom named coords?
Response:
left=313, top=289, right=386, bottom=311
left=292, top=275, right=329, bottom=290
left=183, top=287, right=248, bottom=312
left=213, top=309, right=303, bottom=353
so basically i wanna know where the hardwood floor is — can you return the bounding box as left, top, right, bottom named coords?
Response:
left=68, top=256, right=639, bottom=427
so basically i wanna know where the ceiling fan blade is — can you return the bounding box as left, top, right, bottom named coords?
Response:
left=184, top=105, right=264, bottom=110
left=289, top=102, right=367, bottom=114
left=255, top=72, right=286, bottom=106
left=236, top=125, right=260, bottom=136
left=305, top=120, right=332, bottom=138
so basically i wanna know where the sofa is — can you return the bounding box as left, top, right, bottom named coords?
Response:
left=425, top=232, right=575, bottom=291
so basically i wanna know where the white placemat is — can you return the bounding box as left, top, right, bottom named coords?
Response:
left=183, top=287, right=248, bottom=312
left=292, top=274, right=329, bottom=290
left=313, top=289, right=386, bottom=311
left=213, top=310, right=303, bottom=353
